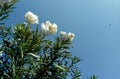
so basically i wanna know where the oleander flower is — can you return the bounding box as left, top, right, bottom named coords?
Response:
left=48, top=23, right=57, bottom=34
left=41, top=21, right=58, bottom=34
left=60, top=31, right=75, bottom=42
left=67, top=32, right=75, bottom=42
left=25, top=11, right=39, bottom=24
left=41, top=23, right=49, bottom=33
left=60, top=31, right=67, bottom=39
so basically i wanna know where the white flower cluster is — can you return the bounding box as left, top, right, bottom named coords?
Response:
left=60, top=31, right=75, bottom=42
left=25, top=11, right=39, bottom=24
left=24, top=11, right=75, bottom=42
left=41, top=21, right=57, bottom=34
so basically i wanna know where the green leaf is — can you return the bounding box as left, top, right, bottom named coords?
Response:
left=1, top=76, right=3, bottom=79
left=27, top=53, right=40, bottom=58
left=35, top=26, right=38, bottom=36
left=21, top=47, right=24, bottom=58
left=0, top=60, right=3, bottom=63
left=90, top=75, right=97, bottom=79
left=12, top=57, right=16, bottom=77
left=55, top=64, right=66, bottom=71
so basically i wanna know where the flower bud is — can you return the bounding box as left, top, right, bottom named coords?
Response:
left=68, top=32, right=75, bottom=42
left=60, top=31, right=67, bottom=39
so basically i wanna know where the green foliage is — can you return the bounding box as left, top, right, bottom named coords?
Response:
left=0, top=0, right=98, bottom=79
left=0, top=23, right=81, bottom=79
left=0, top=0, right=18, bottom=24
left=89, top=75, right=97, bottom=79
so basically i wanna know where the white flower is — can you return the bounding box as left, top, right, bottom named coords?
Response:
left=60, top=31, right=67, bottom=36
left=67, top=32, right=75, bottom=42
left=41, top=21, right=58, bottom=34
left=60, top=31, right=75, bottom=42
left=41, top=23, right=49, bottom=32
left=48, top=23, right=57, bottom=34
left=60, top=31, right=67, bottom=39
left=46, top=21, right=51, bottom=27
left=25, top=11, right=39, bottom=24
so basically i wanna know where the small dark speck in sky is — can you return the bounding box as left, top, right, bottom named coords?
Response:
left=109, top=24, right=111, bottom=27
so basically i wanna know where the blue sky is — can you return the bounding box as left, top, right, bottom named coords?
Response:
left=5, top=0, right=120, bottom=79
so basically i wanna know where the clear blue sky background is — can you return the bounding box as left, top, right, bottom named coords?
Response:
left=5, top=0, right=120, bottom=79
